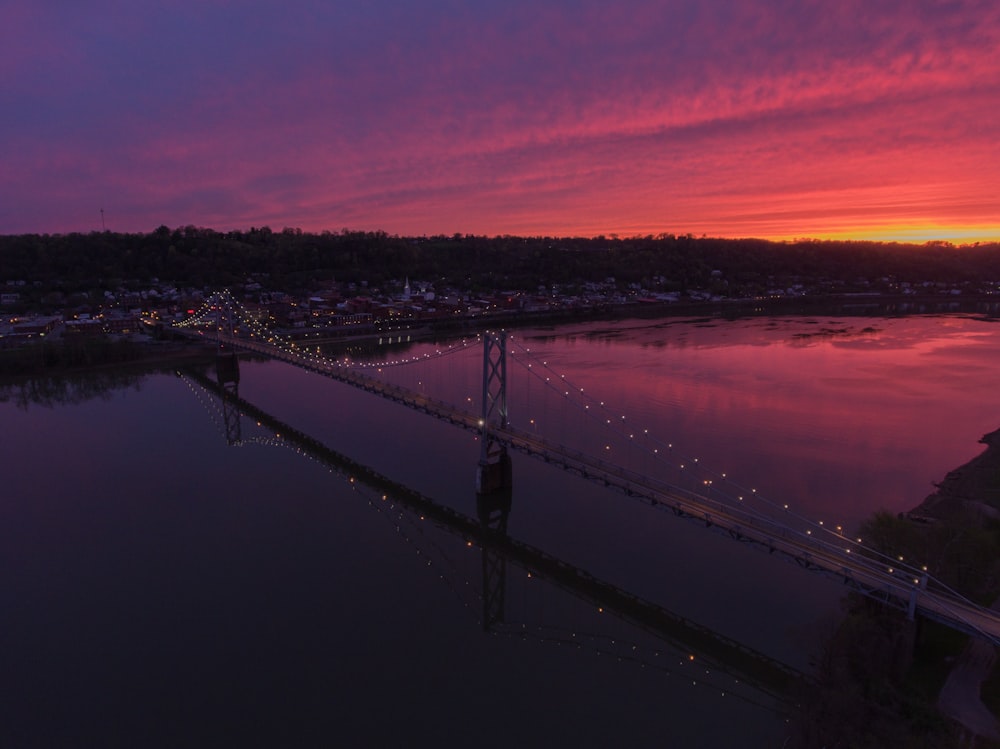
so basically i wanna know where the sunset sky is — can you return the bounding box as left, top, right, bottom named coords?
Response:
left=2, top=0, right=998, bottom=242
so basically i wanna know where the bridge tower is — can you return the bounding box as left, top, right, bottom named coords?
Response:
left=215, top=291, right=241, bottom=386
left=214, top=291, right=241, bottom=444
left=476, top=331, right=512, bottom=494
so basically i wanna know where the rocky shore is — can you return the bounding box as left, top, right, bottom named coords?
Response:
left=911, top=428, right=1000, bottom=523
left=910, top=430, right=1000, bottom=744
left=789, top=429, right=1000, bottom=748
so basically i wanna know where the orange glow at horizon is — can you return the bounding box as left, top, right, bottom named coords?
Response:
left=775, top=225, right=1000, bottom=245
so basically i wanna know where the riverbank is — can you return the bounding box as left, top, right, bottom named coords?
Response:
left=911, top=428, right=1000, bottom=523
left=7, top=291, right=1000, bottom=376
left=788, top=431, right=1000, bottom=747
left=914, top=431, right=1000, bottom=744
left=0, top=336, right=218, bottom=379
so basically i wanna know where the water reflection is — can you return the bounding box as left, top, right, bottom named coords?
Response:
left=183, top=367, right=803, bottom=710
left=0, top=368, right=147, bottom=409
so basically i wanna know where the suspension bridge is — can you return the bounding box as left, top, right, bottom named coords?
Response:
left=155, top=289, right=1000, bottom=646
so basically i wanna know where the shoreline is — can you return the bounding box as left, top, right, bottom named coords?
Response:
left=909, top=428, right=1000, bottom=523
left=0, top=339, right=218, bottom=383
left=909, top=431, right=1000, bottom=741
left=789, top=429, right=1000, bottom=747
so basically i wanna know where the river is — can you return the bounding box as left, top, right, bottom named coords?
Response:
left=3, top=312, right=1000, bottom=747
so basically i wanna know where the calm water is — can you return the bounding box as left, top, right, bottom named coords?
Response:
left=4, top=313, right=1000, bottom=747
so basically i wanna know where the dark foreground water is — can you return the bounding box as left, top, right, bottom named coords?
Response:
left=4, top=313, right=1000, bottom=747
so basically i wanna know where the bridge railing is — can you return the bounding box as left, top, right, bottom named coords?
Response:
left=495, top=422, right=971, bottom=599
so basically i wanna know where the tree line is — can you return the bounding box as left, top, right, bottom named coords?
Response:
left=2, top=227, right=999, bottom=297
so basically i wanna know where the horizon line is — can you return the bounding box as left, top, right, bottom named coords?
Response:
left=5, top=225, right=1000, bottom=248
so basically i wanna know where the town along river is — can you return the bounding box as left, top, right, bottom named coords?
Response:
left=4, top=312, right=1000, bottom=747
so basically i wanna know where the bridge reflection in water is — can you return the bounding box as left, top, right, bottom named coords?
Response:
left=182, top=366, right=805, bottom=708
